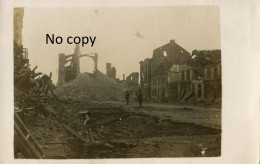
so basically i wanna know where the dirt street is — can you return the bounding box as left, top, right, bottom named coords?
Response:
left=119, top=101, right=221, bottom=130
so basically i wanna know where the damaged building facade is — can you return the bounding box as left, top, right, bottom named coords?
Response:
left=119, top=72, right=139, bottom=89
left=140, top=40, right=190, bottom=100
left=125, top=72, right=139, bottom=88
left=106, top=63, right=116, bottom=79
left=140, top=40, right=221, bottom=102
left=57, top=45, right=98, bottom=85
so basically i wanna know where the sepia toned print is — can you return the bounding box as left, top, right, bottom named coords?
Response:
left=14, top=7, right=221, bottom=158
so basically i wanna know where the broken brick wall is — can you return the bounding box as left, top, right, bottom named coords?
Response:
left=126, top=72, right=139, bottom=87
left=151, top=40, right=191, bottom=76
left=106, top=63, right=116, bottom=79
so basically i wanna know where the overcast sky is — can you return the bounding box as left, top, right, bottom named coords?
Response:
left=22, top=6, right=220, bottom=84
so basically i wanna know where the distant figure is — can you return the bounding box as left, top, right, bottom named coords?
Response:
left=137, top=89, right=143, bottom=108
left=125, top=90, right=130, bottom=105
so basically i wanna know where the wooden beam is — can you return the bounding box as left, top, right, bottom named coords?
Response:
left=60, top=123, right=89, bottom=143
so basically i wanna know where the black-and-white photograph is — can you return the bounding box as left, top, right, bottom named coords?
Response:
left=14, top=6, right=221, bottom=158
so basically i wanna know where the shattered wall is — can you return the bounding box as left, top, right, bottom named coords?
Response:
left=139, top=40, right=190, bottom=100
left=58, top=45, right=83, bottom=85
left=139, top=58, right=152, bottom=99
left=151, top=40, right=190, bottom=75
left=126, top=72, right=139, bottom=87
left=168, top=64, right=181, bottom=83
left=106, top=63, right=116, bottom=79
left=58, top=53, right=66, bottom=85
left=151, top=74, right=168, bottom=100
left=111, top=67, right=116, bottom=79
left=203, top=63, right=221, bottom=98
left=14, top=8, right=24, bottom=47
left=58, top=45, right=99, bottom=85
left=106, top=63, right=111, bottom=75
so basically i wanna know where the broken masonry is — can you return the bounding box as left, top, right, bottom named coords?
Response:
left=58, top=45, right=98, bottom=85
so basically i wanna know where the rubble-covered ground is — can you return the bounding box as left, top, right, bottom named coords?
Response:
left=27, top=99, right=221, bottom=158
left=16, top=69, right=221, bottom=158
left=55, top=72, right=128, bottom=101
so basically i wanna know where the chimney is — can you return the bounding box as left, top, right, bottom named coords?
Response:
left=123, top=74, right=125, bottom=80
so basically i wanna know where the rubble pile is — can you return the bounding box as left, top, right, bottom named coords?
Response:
left=56, top=71, right=128, bottom=101
left=14, top=41, right=57, bottom=120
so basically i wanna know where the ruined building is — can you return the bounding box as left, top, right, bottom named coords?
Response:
left=106, top=63, right=116, bottom=79
left=140, top=40, right=190, bottom=100
left=58, top=45, right=98, bottom=85
left=140, top=40, right=221, bottom=102
left=126, top=72, right=139, bottom=87
left=168, top=54, right=221, bottom=102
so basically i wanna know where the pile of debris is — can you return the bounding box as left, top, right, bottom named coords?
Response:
left=15, top=67, right=52, bottom=110
left=56, top=71, right=128, bottom=101
left=14, top=42, right=64, bottom=158
left=14, top=41, right=57, bottom=117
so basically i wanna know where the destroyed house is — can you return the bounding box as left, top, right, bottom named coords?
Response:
left=175, top=50, right=222, bottom=102
left=140, top=40, right=191, bottom=100
left=203, top=60, right=221, bottom=98
left=58, top=45, right=98, bottom=85
left=151, top=61, right=172, bottom=100
left=126, top=72, right=139, bottom=87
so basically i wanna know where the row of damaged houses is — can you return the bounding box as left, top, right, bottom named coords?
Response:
left=139, top=40, right=221, bottom=102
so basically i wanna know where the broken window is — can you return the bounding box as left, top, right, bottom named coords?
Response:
left=163, top=51, right=167, bottom=57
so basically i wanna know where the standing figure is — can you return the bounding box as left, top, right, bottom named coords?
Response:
left=137, top=89, right=143, bottom=108
left=125, top=90, right=130, bottom=105
left=79, top=110, right=90, bottom=136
